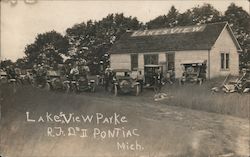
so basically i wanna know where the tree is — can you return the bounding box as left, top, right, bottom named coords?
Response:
left=223, top=3, right=250, bottom=67
left=146, top=6, right=179, bottom=29
left=191, top=3, right=222, bottom=24
left=66, top=13, right=141, bottom=74
left=147, top=4, right=222, bottom=28
left=15, top=58, right=28, bottom=69
left=177, top=9, right=194, bottom=26
left=24, top=31, right=69, bottom=68
left=0, top=59, right=13, bottom=69
left=167, top=6, right=180, bottom=27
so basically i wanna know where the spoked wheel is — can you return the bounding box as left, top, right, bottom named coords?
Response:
left=12, top=82, right=17, bottom=93
left=107, top=84, right=113, bottom=93
left=44, top=83, right=51, bottom=91
left=65, top=84, right=70, bottom=93
left=114, top=85, right=118, bottom=96
left=135, top=84, right=140, bottom=96
left=91, top=84, right=96, bottom=92
left=73, top=85, right=79, bottom=94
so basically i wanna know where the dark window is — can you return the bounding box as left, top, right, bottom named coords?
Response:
left=221, top=53, right=225, bottom=69
left=131, top=54, right=138, bottom=71
left=166, top=53, right=175, bottom=71
left=221, top=53, right=229, bottom=70
left=226, top=53, right=229, bottom=69
left=144, top=54, right=159, bottom=65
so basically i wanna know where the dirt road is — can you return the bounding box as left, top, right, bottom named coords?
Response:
left=0, top=85, right=249, bottom=157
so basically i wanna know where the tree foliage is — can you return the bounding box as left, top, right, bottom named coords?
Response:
left=24, top=31, right=69, bottom=68
left=66, top=13, right=141, bottom=74
left=17, top=3, right=249, bottom=71
left=146, top=3, right=249, bottom=67
left=223, top=3, right=250, bottom=67
left=0, top=59, right=13, bottom=69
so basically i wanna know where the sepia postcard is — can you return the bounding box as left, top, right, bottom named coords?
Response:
left=0, top=0, right=249, bottom=157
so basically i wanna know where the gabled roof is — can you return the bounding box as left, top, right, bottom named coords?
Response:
left=109, top=22, right=242, bottom=54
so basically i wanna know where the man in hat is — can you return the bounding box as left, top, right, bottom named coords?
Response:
left=104, top=65, right=113, bottom=91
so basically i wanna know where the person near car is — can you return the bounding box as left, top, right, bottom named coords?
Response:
left=155, top=69, right=163, bottom=91
left=6, top=65, right=17, bottom=80
left=136, top=70, right=144, bottom=92
left=36, top=64, right=48, bottom=87
left=104, top=65, right=113, bottom=91
left=70, top=63, right=79, bottom=81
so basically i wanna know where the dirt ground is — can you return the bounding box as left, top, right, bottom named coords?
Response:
left=0, top=84, right=249, bottom=157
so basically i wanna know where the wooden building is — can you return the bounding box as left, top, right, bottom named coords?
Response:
left=109, top=22, right=242, bottom=79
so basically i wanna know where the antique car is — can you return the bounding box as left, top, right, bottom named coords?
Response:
left=144, top=65, right=163, bottom=91
left=68, top=74, right=96, bottom=93
left=15, top=69, right=29, bottom=84
left=0, top=69, right=7, bottom=83
left=222, top=68, right=250, bottom=93
left=179, top=60, right=207, bottom=85
left=47, top=70, right=70, bottom=92
left=111, top=69, right=140, bottom=96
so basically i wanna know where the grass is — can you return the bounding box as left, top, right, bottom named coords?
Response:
left=160, top=77, right=250, bottom=119
left=1, top=77, right=249, bottom=119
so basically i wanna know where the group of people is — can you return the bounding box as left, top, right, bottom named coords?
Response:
left=2, top=61, right=170, bottom=93
left=102, top=66, right=163, bottom=92
left=30, top=60, right=91, bottom=87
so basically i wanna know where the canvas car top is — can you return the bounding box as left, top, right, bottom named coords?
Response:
left=180, top=60, right=207, bottom=65
left=144, top=64, right=163, bottom=68
left=47, top=70, right=60, bottom=77
left=113, top=69, right=131, bottom=73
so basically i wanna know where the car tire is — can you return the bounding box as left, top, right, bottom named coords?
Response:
left=114, top=85, right=118, bottom=96
left=135, top=84, right=140, bottom=96
left=65, top=84, right=70, bottom=93
left=44, top=83, right=51, bottom=91
left=91, top=84, right=96, bottom=92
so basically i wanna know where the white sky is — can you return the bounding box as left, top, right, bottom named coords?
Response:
left=1, top=0, right=249, bottom=61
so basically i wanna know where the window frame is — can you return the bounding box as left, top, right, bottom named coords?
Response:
left=130, top=54, right=138, bottom=71
left=144, top=54, right=159, bottom=65
left=220, top=52, right=230, bottom=70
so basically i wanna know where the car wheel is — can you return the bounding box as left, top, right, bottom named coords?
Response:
left=44, top=83, right=51, bottom=91
left=91, top=84, right=96, bottom=92
left=114, top=85, right=118, bottom=96
left=65, top=84, right=70, bottom=93
left=135, top=84, right=140, bottom=96
left=12, top=81, right=17, bottom=93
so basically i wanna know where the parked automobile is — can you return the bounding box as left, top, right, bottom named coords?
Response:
left=111, top=69, right=140, bottom=96
left=47, top=70, right=70, bottom=92
left=144, top=65, right=163, bottom=92
left=68, top=74, right=96, bottom=93
left=179, top=60, right=207, bottom=85
left=222, top=68, right=250, bottom=93
left=0, top=69, right=7, bottom=83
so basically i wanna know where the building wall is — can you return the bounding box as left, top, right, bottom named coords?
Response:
left=110, top=54, right=131, bottom=70
left=175, top=50, right=208, bottom=78
left=110, top=52, right=166, bottom=78
left=110, top=27, right=239, bottom=79
left=111, top=51, right=209, bottom=79
left=210, top=27, right=239, bottom=78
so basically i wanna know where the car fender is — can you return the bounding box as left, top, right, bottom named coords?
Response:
left=132, top=81, right=140, bottom=87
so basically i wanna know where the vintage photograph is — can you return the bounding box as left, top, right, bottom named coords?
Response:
left=0, top=0, right=250, bottom=156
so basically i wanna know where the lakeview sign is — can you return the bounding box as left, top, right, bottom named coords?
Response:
left=131, top=25, right=206, bottom=37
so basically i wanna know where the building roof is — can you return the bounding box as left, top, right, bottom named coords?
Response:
left=109, top=22, right=241, bottom=54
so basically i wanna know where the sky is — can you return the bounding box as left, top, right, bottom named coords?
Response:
left=1, top=0, right=249, bottom=61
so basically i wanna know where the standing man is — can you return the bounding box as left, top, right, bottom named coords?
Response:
left=137, top=70, right=144, bottom=92
left=104, top=65, right=112, bottom=91
left=155, top=69, right=163, bottom=92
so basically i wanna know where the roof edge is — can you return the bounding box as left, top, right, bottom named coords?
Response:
left=210, top=22, right=242, bottom=52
